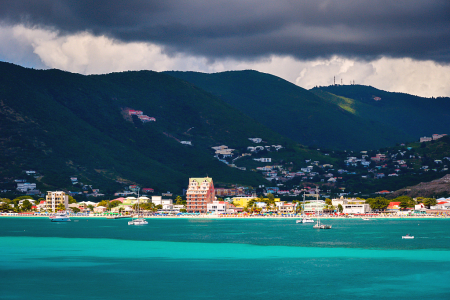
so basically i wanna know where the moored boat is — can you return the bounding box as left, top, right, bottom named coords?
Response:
left=313, top=219, right=332, bottom=229
left=128, top=218, right=148, bottom=225
left=50, top=213, right=71, bottom=222
left=296, top=217, right=315, bottom=224
left=402, top=234, right=414, bottom=239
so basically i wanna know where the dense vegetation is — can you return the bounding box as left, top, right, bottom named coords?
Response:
left=165, top=71, right=408, bottom=150
left=1, top=63, right=449, bottom=198
left=311, top=85, right=450, bottom=143
left=0, top=62, right=314, bottom=193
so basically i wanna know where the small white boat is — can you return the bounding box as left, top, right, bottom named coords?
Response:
left=402, top=234, right=414, bottom=239
left=313, top=219, right=332, bottom=229
left=50, top=213, right=71, bottom=222
left=296, top=217, right=315, bottom=224
left=362, top=218, right=370, bottom=221
left=128, top=218, right=148, bottom=225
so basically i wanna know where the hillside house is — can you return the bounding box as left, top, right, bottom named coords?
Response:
left=129, top=110, right=143, bottom=115
left=248, top=138, right=262, bottom=143
left=16, top=182, right=36, bottom=192
left=432, top=134, right=447, bottom=140
left=138, top=115, right=156, bottom=122
left=254, top=158, right=271, bottom=162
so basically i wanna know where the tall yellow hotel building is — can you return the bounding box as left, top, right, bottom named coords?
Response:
left=186, top=177, right=215, bottom=213
left=45, top=191, right=69, bottom=212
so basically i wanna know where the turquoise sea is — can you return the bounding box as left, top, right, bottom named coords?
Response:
left=1, top=217, right=450, bottom=299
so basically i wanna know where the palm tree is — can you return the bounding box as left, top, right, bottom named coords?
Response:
left=56, top=202, right=66, bottom=212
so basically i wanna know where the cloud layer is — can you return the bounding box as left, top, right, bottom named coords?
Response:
left=1, top=0, right=449, bottom=62
left=1, top=24, right=449, bottom=98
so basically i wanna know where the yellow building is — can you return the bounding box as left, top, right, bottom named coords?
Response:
left=45, top=191, right=69, bottom=212
left=232, top=197, right=257, bottom=208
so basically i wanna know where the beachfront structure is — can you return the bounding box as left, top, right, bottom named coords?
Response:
left=151, top=196, right=173, bottom=210
left=45, top=191, right=69, bottom=212
left=186, top=177, right=215, bottom=213
left=303, top=200, right=327, bottom=214
left=207, top=201, right=229, bottom=214
left=387, top=202, right=401, bottom=211
left=232, top=197, right=256, bottom=208
left=332, top=197, right=372, bottom=214
left=275, top=201, right=296, bottom=214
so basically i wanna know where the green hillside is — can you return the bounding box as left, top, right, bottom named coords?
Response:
left=311, top=85, right=450, bottom=140
left=165, top=70, right=406, bottom=150
left=1, top=62, right=317, bottom=194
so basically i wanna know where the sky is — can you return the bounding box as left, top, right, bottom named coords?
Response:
left=0, top=0, right=449, bottom=97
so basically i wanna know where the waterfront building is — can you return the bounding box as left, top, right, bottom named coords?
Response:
left=151, top=196, right=173, bottom=210
left=386, top=201, right=401, bottom=211
left=303, top=200, right=326, bottom=214
left=332, top=197, right=372, bottom=214
left=275, top=201, right=296, bottom=214
left=232, top=196, right=256, bottom=208
left=207, top=201, right=229, bottom=214
left=45, top=191, right=69, bottom=212
left=186, top=177, right=215, bottom=213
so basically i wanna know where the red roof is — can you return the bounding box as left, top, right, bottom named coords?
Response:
left=378, top=190, right=390, bottom=194
left=438, top=201, right=448, bottom=205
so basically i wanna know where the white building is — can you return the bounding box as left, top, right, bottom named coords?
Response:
left=332, top=197, right=372, bottom=214
left=16, top=182, right=36, bottom=192
left=207, top=201, right=228, bottom=214
left=303, top=200, right=326, bottom=214
left=151, top=196, right=173, bottom=210
left=248, top=138, right=262, bottom=143
left=254, top=158, right=272, bottom=162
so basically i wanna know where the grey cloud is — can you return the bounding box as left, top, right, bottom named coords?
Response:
left=1, top=0, right=449, bottom=62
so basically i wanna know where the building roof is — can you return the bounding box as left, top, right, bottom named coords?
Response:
left=378, top=190, right=391, bottom=194
left=387, top=202, right=401, bottom=208
left=190, top=177, right=213, bottom=185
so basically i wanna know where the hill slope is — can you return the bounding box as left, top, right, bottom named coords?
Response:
left=0, top=62, right=308, bottom=193
left=311, top=85, right=450, bottom=141
left=165, top=70, right=407, bottom=150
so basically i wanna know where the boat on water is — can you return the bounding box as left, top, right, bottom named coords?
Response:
left=296, top=217, right=315, bottom=224
left=128, top=218, right=148, bottom=225
left=402, top=234, right=414, bottom=239
left=362, top=217, right=370, bottom=220
left=128, top=189, right=148, bottom=226
left=313, top=219, right=332, bottom=229
left=49, top=213, right=71, bottom=222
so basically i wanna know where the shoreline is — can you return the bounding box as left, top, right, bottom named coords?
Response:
left=1, top=214, right=448, bottom=220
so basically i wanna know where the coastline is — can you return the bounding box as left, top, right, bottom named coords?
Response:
left=1, top=214, right=448, bottom=220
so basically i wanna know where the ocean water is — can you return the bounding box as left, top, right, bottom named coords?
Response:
left=1, top=217, right=450, bottom=299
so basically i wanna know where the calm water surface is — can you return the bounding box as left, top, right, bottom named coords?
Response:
left=1, top=217, right=449, bottom=299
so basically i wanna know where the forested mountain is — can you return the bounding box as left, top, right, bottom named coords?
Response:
left=165, top=70, right=407, bottom=150
left=0, top=62, right=317, bottom=193
left=310, top=85, right=450, bottom=142
left=2, top=62, right=449, bottom=196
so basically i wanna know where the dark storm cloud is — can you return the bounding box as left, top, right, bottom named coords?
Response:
left=1, top=0, right=449, bottom=62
